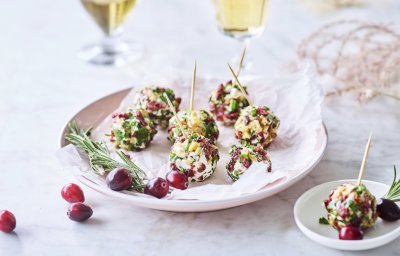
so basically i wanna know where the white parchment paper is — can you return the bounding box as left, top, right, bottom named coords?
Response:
left=57, top=66, right=323, bottom=200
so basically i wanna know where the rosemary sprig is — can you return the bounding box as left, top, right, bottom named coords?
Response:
left=383, top=166, right=400, bottom=202
left=65, top=121, right=146, bottom=192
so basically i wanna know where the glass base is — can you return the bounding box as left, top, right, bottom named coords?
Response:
left=78, top=40, right=143, bottom=66
left=231, top=55, right=252, bottom=71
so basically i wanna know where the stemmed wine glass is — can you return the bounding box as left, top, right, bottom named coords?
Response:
left=212, top=0, right=270, bottom=69
left=79, top=0, right=143, bottom=66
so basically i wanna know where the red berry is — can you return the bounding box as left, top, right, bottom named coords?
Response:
left=166, top=171, right=189, bottom=190
left=144, top=178, right=169, bottom=199
left=106, top=168, right=133, bottom=191
left=339, top=226, right=364, bottom=240
left=377, top=198, right=400, bottom=222
left=0, top=210, right=16, bottom=233
left=67, top=203, right=93, bottom=222
left=61, top=183, right=85, bottom=203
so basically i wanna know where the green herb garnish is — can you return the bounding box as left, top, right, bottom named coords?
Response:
left=383, top=165, right=400, bottom=202
left=65, top=121, right=147, bottom=192
left=319, top=217, right=329, bottom=225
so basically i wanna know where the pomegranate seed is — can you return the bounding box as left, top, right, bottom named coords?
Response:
left=144, top=178, right=169, bottom=199
left=339, top=226, right=364, bottom=240
left=166, top=171, right=189, bottom=190
left=67, top=203, right=93, bottom=222
left=61, top=183, right=85, bottom=203
left=0, top=210, right=16, bottom=233
left=106, top=168, right=133, bottom=191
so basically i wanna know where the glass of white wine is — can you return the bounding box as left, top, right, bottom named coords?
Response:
left=79, top=0, right=142, bottom=66
left=212, top=0, right=270, bottom=69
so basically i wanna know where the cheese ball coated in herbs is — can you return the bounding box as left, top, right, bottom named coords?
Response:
left=169, top=134, right=219, bottom=182
left=167, top=110, right=219, bottom=143
left=134, top=86, right=181, bottom=129
left=234, top=105, right=280, bottom=148
left=226, top=145, right=272, bottom=182
left=323, top=183, right=378, bottom=230
left=209, top=80, right=250, bottom=125
left=109, top=109, right=157, bottom=151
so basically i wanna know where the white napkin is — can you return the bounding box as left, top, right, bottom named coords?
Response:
left=57, top=65, right=323, bottom=200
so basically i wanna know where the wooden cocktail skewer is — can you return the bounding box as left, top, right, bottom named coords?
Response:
left=235, top=47, right=247, bottom=78
left=189, top=60, right=197, bottom=111
left=227, top=63, right=251, bottom=105
left=164, top=92, right=188, bottom=140
left=357, top=132, right=373, bottom=186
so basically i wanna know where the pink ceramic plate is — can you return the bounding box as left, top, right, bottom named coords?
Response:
left=59, top=88, right=328, bottom=212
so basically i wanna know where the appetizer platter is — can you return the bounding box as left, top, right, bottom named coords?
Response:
left=294, top=135, right=400, bottom=250
left=58, top=54, right=327, bottom=212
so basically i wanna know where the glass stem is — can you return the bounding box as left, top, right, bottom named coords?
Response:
left=236, top=38, right=251, bottom=71
left=101, top=28, right=126, bottom=55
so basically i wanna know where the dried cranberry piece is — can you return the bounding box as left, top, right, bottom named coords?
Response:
left=242, top=158, right=252, bottom=168
left=136, top=112, right=148, bottom=126
left=339, top=226, right=364, bottom=240
left=197, top=163, right=206, bottom=173
left=226, top=111, right=239, bottom=120
left=216, top=105, right=225, bottom=121
left=106, top=168, right=133, bottom=191
left=147, top=101, right=163, bottom=111
left=175, top=97, right=182, bottom=106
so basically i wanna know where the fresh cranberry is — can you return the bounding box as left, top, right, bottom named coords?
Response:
left=225, top=111, right=239, bottom=120
left=377, top=198, right=400, bottom=222
left=216, top=105, right=225, bottom=121
left=106, top=168, right=133, bottom=191
left=61, top=183, right=85, bottom=203
left=166, top=171, right=189, bottom=190
left=67, top=203, right=93, bottom=222
left=0, top=210, right=16, bottom=233
left=144, top=178, right=169, bottom=199
left=339, top=226, right=364, bottom=240
left=112, top=112, right=129, bottom=119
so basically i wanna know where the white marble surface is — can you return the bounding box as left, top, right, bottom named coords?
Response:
left=1, top=0, right=400, bottom=255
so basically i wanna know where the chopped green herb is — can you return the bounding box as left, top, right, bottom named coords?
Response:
left=319, top=217, right=329, bottom=225
left=251, top=108, right=257, bottom=117
left=229, top=99, right=238, bottom=112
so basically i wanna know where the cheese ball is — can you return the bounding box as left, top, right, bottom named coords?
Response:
left=323, top=183, right=378, bottom=230
left=109, top=109, right=157, bottom=151
left=169, top=134, right=219, bottom=182
left=209, top=80, right=250, bottom=125
left=167, top=110, right=219, bottom=143
left=134, top=86, right=181, bottom=129
left=234, top=105, right=280, bottom=148
left=226, top=145, right=272, bottom=181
